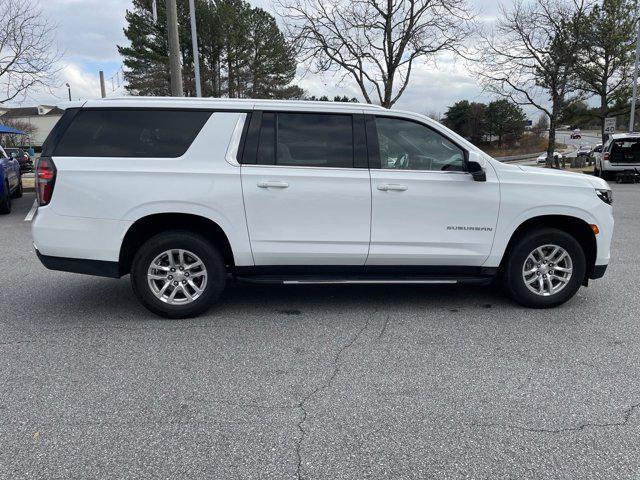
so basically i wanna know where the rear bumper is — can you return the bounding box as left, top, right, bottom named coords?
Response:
left=36, top=248, right=121, bottom=278
left=602, top=161, right=640, bottom=171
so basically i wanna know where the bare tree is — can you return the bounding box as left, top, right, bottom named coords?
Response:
left=277, top=0, right=475, bottom=108
left=472, top=0, right=587, bottom=167
left=0, top=0, right=61, bottom=104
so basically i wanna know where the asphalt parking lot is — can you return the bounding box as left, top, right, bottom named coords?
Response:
left=1, top=188, right=639, bottom=479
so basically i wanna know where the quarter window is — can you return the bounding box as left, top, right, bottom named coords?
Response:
left=256, top=113, right=354, bottom=168
left=374, top=117, right=465, bottom=171
left=54, top=109, right=211, bottom=158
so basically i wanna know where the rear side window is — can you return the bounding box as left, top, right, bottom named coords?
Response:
left=256, top=112, right=354, bottom=168
left=53, top=109, right=211, bottom=158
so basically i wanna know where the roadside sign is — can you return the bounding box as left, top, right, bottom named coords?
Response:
left=604, top=117, right=616, bottom=134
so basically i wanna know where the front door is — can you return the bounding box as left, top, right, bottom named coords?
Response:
left=366, top=115, right=500, bottom=267
left=241, top=111, right=371, bottom=266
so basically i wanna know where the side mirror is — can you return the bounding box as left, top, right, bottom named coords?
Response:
left=467, top=151, right=487, bottom=182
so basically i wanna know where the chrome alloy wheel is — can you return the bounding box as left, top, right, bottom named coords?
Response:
left=522, top=244, right=573, bottom=297
left=147, top=249, right=208, bottom=305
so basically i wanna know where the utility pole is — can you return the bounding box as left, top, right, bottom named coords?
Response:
left=189, top=0, right=202, bottom=97
left=99, top=71, right=106, bottom=98
left=630, top=15, right=640, bottom=132
left=166, top=0, right=183, bottom=96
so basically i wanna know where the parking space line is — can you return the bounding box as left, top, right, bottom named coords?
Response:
left=24, top=200, right=37, bottom=222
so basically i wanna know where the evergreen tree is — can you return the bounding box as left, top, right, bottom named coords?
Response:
left=118, top=0, right=302, bottom=98
left=486, top=99, right=527, bottom=146
left=444, top=100, right=487, bottom=145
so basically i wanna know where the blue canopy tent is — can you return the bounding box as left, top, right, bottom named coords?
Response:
left=0, top=124, right=25, bottom=135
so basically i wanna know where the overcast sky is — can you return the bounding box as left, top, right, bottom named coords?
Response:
left=21, top=0, right=523, bottom=118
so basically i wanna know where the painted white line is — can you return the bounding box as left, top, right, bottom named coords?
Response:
left=24, top=200, right=37, bottom=222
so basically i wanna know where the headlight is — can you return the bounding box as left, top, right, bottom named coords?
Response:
left=596, top=189, right=612, bottom=205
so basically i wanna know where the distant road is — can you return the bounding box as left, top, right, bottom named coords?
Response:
left=505, top=130, right=603, bottom=166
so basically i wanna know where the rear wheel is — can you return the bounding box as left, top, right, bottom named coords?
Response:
left=0, top=182, right=11, bottom=214
left=130, top=231, right=227, bottom=318
left=503, top=228, right=586, bottom=308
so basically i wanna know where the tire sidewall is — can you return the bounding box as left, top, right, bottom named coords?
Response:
left=131, top=232, right=227, bottom=318
left=505, top=229, right=586, bottom=308
left=0, top=182, right=11, bottom=214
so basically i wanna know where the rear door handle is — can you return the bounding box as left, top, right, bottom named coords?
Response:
left=377, top=184, right=408, bottom=192
left=257, top=181, right=289, bottom=189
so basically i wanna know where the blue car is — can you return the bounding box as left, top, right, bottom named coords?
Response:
left=0, top=145, right=23, bottom=214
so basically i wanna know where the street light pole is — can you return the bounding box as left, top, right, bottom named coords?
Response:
left=189, top=0, right=202, bottom=97
left=630, top=16, right=640, bottom=132
left=66, top=83, right=71, bottom=101
left=166, top=0, right=183, bottom=96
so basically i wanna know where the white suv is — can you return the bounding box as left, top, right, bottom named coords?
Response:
left=595, top=133, right=640, bottom=179
left=32, top=98, right=614, bottom=318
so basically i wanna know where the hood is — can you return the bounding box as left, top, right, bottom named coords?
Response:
left=515, top=165, right=610, bottom=189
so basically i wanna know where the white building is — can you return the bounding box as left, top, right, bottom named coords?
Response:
left=0, top=105, right=64, bottom=147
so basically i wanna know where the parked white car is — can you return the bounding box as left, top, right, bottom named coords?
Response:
left=595, top=133, right=640, bottom=179
left=32, top=98, right=614, bottom=318
left=536, top=152, right=563, bottom=164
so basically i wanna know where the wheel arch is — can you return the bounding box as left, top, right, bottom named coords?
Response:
left=500, top=215, right=597, bottom=282
left=119, top=213, right=235, bottom=276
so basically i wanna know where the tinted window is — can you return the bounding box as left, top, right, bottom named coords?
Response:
left=256, top=113, right=354, bottom=168
left=375, top=117, right=465, bottom=171
left=54, top=109, right=211, bottom=158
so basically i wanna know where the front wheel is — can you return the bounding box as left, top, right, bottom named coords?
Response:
left=503, top=228, right=586, bottom=308
left=130, top=231, right=227, bottom=318
left=10, top=177, right=23, bottom=198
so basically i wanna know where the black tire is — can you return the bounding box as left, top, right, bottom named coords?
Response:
left=10, top=177, right=23, bottom=199
left=130, top=231, right=227, bottom=318
left=503, top=228, right=586, bottom=308
left=0, top=182, right=11, bottom=214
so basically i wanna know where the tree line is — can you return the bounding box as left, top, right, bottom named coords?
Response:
left=117, top=0, right=639, bottom=167
left=119, top=0, right=304, bottom=99
left=442, top=99, right=528, bottom=147
left=474, top=0, right=637, bottom=164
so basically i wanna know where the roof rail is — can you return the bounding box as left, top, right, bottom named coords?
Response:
left=100, top=96, right=387, bottom=110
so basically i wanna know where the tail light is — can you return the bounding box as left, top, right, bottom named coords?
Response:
left=36, top=156, right=57, bottom=206
left=603, top=152, right=609, bottom=162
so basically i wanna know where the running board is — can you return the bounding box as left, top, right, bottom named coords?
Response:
left=234, top=275, right=493, bottom=286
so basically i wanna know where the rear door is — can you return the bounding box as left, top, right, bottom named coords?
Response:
left=240, top=111, right=371, bottom=266
left=607, top=137, right=640, bottom=167
left=366, top=115, right=500, bottom=267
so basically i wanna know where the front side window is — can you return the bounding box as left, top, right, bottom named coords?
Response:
left=256, top=112, right=354, bottom=168
left=54, top=109, right=211, bottom=158
left=375, top=117, right=465, bottom=171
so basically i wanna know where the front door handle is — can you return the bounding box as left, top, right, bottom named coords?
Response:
left=377, top=184, right=408, bottom=192
left=257, top=181, right=289, bottom=189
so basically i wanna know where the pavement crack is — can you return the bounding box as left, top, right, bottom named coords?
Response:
left=294, top=317, right=371, bottom=480
left=378, top=314, right=390, bottom=339
left=471, top=402, right=640, bottom=434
